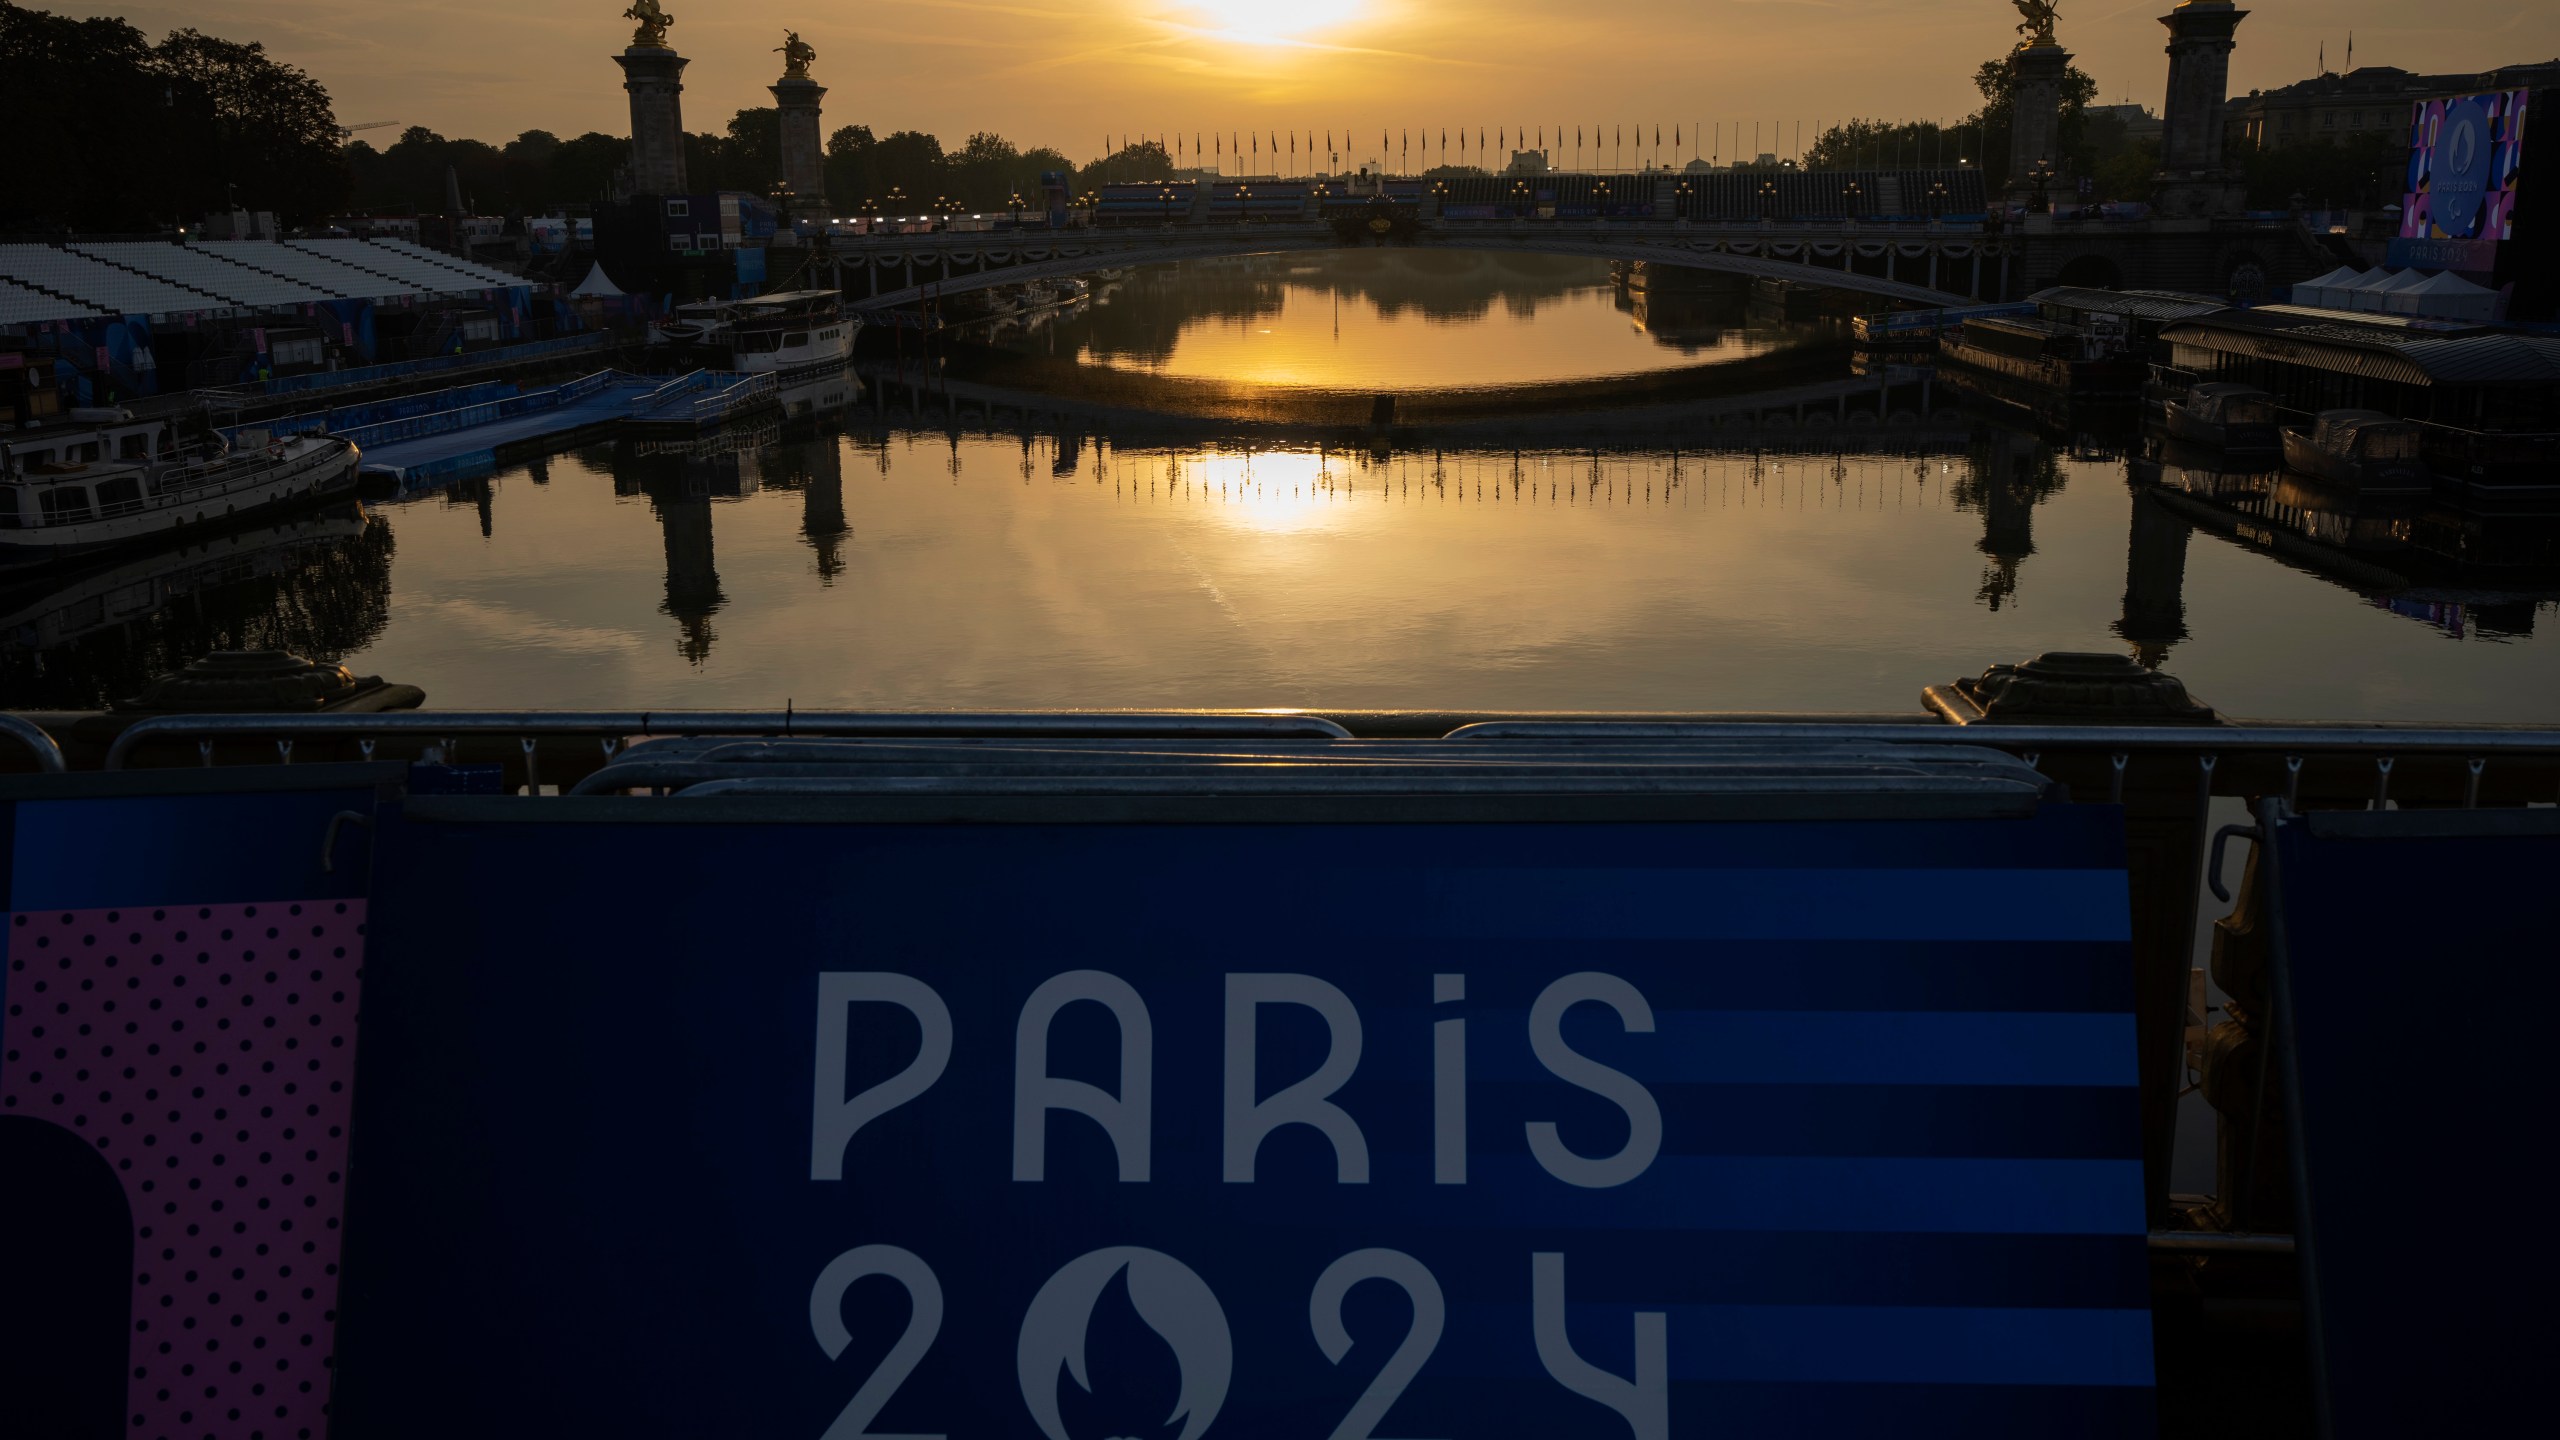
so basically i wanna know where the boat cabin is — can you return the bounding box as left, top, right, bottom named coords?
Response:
left=2306, top=410, right=2422, bottom=465
left=1959, top=316, right=2116, bottom=364
left=0, top=415, right=180, bottom=529
left=2184, top=384, right=2277, bottom=427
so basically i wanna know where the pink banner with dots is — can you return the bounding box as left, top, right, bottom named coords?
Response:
left=3, top=901, right=366, bottom=1440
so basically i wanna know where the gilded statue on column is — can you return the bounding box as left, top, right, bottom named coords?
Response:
left=777, top=31, right=817, bottom=79
left=2013, top=0, right=2061, bottom=48
left=624, top=0, right=675, bottom=48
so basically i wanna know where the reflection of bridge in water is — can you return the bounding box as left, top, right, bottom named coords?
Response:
left=854, top=356, right=1973, bottom=454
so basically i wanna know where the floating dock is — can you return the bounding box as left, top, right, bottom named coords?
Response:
left=239, top=368, right=782, bottom=490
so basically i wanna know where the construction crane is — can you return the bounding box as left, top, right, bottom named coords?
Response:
left=338, top=120, right=400, bottom=139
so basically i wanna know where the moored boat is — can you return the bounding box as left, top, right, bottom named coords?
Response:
left=651, top=291, right=860, bottom=374
left=0, top=410, right=361, bottom=570
left=2281, top=410, right=2433, bottom=496
left=2163, top=383, right=2280, bottom=457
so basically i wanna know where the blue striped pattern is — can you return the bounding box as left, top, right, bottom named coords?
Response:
left=335, top=806, right=2154, bottom=1437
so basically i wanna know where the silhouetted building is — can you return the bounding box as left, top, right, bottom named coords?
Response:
left=2228, top=58, right=2560, bottom=151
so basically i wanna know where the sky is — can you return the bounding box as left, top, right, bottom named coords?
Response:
left=63, top=1, right=2560, bottom=160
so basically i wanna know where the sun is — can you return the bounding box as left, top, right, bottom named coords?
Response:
left=1184, top=0, right=1366, bottom=43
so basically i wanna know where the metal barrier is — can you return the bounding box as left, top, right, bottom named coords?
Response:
left=41, top=706, right=2560, bottom=1265
left=0, top=712, right=67, bottom=774
left=259, top=332, right=613, bottom=398
left=101, top=710, right=1359, bottom=771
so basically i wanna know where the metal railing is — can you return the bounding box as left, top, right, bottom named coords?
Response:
left=101, top=710, right=1360, bottom=772
left=0, top=713, right=67, bottom=773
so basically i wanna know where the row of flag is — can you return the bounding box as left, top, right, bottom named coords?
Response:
left=1095, top=124, right=1809, bottom=167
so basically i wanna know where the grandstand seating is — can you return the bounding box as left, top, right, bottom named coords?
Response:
left=203, top=241, right=424, bottom=300
left=69, top=242, right=311, bottom=307
left=1, top=237, right=535, bottom=326
left=311, top=238, right=522, bottom=290
left=0, top=243, right=234, bottom=318
left=0, top=276, right=107, bottom=325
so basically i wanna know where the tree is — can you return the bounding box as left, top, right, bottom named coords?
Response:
left=824, top=124, right=878, bottom=207
left=2238, top=134, right=2405, bottom=210
left=1804, top=119, right=1962, bottom=172
left=153, top=27, right=350, bottom=222
left=1, top=2, right=350, bottom=229
left=0, top=2, right=166, bottom=229
left=723, top=108, right=783, bottom=197
left=869, top=130, right=948, bottom=208
left=2094, top=138, right=2161, bottom=205
left=1076, top=141, right=1172, bottom=192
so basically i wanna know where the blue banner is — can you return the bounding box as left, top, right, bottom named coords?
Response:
left=333, top=806, right=2152, bottom=1438
left=2268, top=807, right=2560, bottom=1439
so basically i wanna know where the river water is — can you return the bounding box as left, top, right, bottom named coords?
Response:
left=6, top=253, right=2558, bottom=720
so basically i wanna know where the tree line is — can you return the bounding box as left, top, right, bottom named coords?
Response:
left=349, top=123, right=1194, bottom=219
left=0, top=1, right=348, bottom=231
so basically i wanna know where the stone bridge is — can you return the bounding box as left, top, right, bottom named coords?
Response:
left=824, top=221, right=2022, bottom=313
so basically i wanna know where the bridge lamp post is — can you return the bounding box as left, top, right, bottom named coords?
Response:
left=1927, top=181, right=1948, bottom=220
left=1009, top=192, right=1026, bottom=226
left=1676, top=180, right=1693, bottom=221
left=1759, top=179, right=1778, bottom=220
left=2028, top=159, right=2057, bottom=216
left=1159, top=183, right=1177, bottom=227
left=1843, top=179, right=1863, bottom=221
left=1594, top=180, right=1611, bottom=218
left=1431, top=180, right=1449, bottom=216
left=1510, top=180, right=1531, bottom=219
left=886, top=186, right=909, bottom=222
left=1237, top=184, right=1254, bottom=227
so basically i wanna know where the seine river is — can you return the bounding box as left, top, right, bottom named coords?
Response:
left=5, top=253, right=2558, bottom=720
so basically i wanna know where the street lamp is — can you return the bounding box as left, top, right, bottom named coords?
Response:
left=1842, top=179, right=1863, bottom=219
left=885, top=185, right=909, bottom=223
left=1009, top=191, right=1026, bottom=225
left=1510, top=179, right=1532, bottom=218
left=1159, top=183, right=1177, bottom=226
left=1594, top=180, right=1611, bottom=216
left=1759, top=178, right=1778, bottom=219
left=1236, top=184, right=1254, bottom=226
left=1675, top=179, right=1693, bottom=219
left=2028, top=158, right=2057, bottom=215
left=1927, top=180, right=1949, bottom=218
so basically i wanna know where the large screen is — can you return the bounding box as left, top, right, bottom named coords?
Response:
left=2402, top=90, right=2529, bottom=245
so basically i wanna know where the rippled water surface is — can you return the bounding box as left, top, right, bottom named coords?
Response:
left=6, top=254, right=2557, bottom=719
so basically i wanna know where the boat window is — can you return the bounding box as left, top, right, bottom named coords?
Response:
left=2360, top=428, right=2422, bottom=462
left=94, top=476, right=145, bottom=515
left=38, top=485, right=94, bottom=525
left=67, top=441, right=102, bottom=464
left=120, top=431, right=152, bottom=459
left=0, top=487, right=24, bottom=529
left=784, top=333, right=809, bottom=348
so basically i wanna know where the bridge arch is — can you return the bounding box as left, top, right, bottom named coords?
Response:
left=840, top=227, right=1993, bottom=314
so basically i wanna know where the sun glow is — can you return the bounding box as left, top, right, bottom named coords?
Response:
left=1184, top=0, right=1367, bottom=43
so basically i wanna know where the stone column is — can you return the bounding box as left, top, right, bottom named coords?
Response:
left=2155, top=1, right=2250, bottom=217
left=770, top=73, right=830, bottom=237
left=616, top=43, right=691, bottom=196
left=2007, top=41, right=2074, bottom=204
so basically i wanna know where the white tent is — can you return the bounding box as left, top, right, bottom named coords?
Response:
left=2387, top=269, right=2504, bottom=323
left=2338, top=268, right=2403, bottom=312
left=2292, top=265, right=2363, bottom=309
left=568, top=263, right=626, bottom=299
